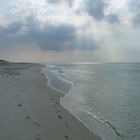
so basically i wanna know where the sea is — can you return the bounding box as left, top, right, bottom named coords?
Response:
left=43, top=63, right=140, bottom=140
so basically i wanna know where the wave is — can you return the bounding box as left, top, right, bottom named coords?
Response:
left=41, top=65, right=74, bottom=94
left=41, top=64, right=123, bottom=140
left=81, top=109, right=124, bottom=140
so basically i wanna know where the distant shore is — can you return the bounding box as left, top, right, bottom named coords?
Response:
left=0, top=61, right=101, bottom=140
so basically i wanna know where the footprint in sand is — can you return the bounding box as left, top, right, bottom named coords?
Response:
left=56, top=109, right=60, bottom=113
left=34, top=122, right=41, bottom=127
left=35, top=133, right=42, bottom=140
left=18, top=104, right=22, bottom=107
left=55, top=101, right=59, bottom=104
left=64, top=133, right=69, bottom=140
left=64, top=122, right=69, bottom=128
left=26, top=115, right=30, bottom=120
left=51, top=98, right=54, bottom=101
left=17, top=104, right=31, bottom=120
left=36, top=133, right=40, bottom=137
left=58, top=115, right=63, bottom=120
left=35, top=137, right=41, bottom=140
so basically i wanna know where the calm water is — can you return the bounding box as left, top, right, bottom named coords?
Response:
left=44, top=63, right=140, bottom=140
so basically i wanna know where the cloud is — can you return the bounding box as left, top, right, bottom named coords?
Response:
left=47, top=0, right=73, bottom=7
left=0, top=22, right=22, bottom=34
left=22, top=23, right=76, bottom=51
left=132, top=14, right=140, bottom=27
left=0, top=22, right=24, bottom=49
left=0, top=0, right=140, bottom=62
left=0, top=18, right=77, bottom=51
left=128, top=0, right=140, bottom=27
left=0, top=2, right=102, bottom=52
left=128, top=0, right=140, bottom=12
left=82, top=0, right=120, bottom=25
left=84, top=0, right=106, bottom=20
left=106, top=14, right=120, bottom=24
left=0, top=18, right=101, bottom=51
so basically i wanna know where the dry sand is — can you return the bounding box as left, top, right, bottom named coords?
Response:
left=0, top=61, right=101, bottom=140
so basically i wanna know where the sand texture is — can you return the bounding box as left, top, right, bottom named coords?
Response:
left=0, top=62, right=101, bottom=140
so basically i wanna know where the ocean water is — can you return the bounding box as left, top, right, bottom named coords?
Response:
left=43, top=63, right=140, bottom=140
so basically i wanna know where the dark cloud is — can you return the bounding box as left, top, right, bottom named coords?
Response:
left=22, top=24, right=76, bottom=51
left=132, top=13, right=140, bottom=27
left=19, top=21, right=100, bottom=51
left=128, top=0, right=140, bottom=12
left=0, top=15, right=101, bottom=51
left=0, top=22, right=23, bottom=48
left=106, top=14, right=120, bottom=24
left=0, top=16, right=77, bottom=51
left=84, top=0, right=120, bottom=25
left=85, top=0, right=106, bottom=20
left=128, top=0, right=140, bottom=27
left=0, top=22, right=22, bottom=35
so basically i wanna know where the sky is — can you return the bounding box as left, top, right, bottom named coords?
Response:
left=0, top=0, right=140, bottom=62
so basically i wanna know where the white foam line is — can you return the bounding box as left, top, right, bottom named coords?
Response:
left=80, top=109, right=123, bottom=140
left=41, top=67, right=66, bottom=94
left=41, top=65, right=105, bottom=140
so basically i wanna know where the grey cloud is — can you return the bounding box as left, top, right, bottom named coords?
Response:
left=128, top=0, right=140, bottom=12
left=132, top=13, right=140, bottom=27
left=22, top=24, right=76, bottom=51
left=128, top=0, right=140, bottom=27
left=84, top=0, right=121, bottom=24
left=47, top=0, right=61, bottom=3
left=85, top=0, right=106, bottom=20
left=47, top=0, right=73, bottom=7
left=0, top=22, right=23, bottom=48
left=0, top=15, right=101, bottom=51
left=0, top=16, right=76, bottom=51
left=106, top=14, right=120, bottom=24
left=76, top=38, right=100, bottom=50
left=0, top=22, right=22, bottom=35
left=20, top=20, right=100, bottom=51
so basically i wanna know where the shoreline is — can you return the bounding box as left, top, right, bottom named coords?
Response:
left=42, top=64, right=122, bottom=140
left=0, top=62, right=101, bottom=140
left=41, top=65, right=104, bottom=139
left=40, top=64, right=102, bottom=140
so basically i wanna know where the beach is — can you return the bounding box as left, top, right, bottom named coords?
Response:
left=0, top=61, right=101, bottom=140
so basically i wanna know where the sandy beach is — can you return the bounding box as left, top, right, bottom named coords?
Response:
left=0, top=61, right=101, bottom=140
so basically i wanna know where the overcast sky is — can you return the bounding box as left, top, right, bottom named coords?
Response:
left=0, top=0, right=140, bottom=62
